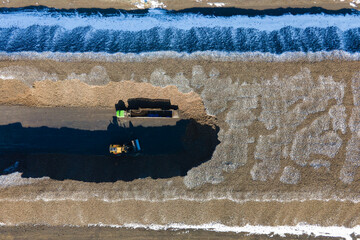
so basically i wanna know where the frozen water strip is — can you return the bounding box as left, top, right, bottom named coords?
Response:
left=0, top=11, right=360, bottom=31
left=0, top=25, right=358, bottom=53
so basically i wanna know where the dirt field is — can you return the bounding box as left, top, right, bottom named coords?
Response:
left=1, top=0, right=360, bottom=237
left=0, top=58, right=360, bottom=237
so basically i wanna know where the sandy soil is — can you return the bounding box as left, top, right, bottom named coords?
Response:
left=0, top=59, right=357, bottom=86
left=1, top=58, right=360, bottom=238
left=0, top=0, right=357, bottom=10
left=0, top=225, right=339, bottom=240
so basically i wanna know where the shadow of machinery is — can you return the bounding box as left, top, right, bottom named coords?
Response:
left=0, top=118, right=219, bottom=182
left=115, top=98, right=179, bottom=111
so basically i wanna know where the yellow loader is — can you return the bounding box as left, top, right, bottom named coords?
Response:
left=109, top=139, right=141, bottom=155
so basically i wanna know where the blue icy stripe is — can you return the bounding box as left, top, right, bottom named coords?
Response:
left=0, top=26, right=359, bottom=53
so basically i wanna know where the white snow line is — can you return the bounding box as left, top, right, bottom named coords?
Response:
left=207, top=2, right=225, bottom=7
left=86, top=222, right=360, bottom=240
left=0, top=74, right=15, bottom=80
left=0, top=193, right=360, bottom=204
left=350, top=2, right=357, bottom=7
left=0, top=222, right=358, bottom=239
left=1, top=50, right=360, bottom=63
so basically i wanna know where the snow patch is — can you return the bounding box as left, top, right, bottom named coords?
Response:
left=88, top=222, right=360, bottom=240
left=207, top=2, right=225, bottom=7
left=0, top=172, right=49, bottom=188
left=2, top=50, right=360, bottom=63
left=280, top=166, right=301, bottom=184
left=0, top=66, right=58, bottom=86
left=351, top=0, right=360, bottom=7
left=310, top=159, right=331, bottom=171
left=133, top=0, right=166, bottom=9
left=0, top=74, right=15, bottom=80
left=66, top=66, right=110, bottom=85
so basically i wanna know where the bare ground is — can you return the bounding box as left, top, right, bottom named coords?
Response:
left=0, top=58, right=360, bottom=237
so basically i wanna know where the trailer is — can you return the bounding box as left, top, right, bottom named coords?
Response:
left=115, top=98, right=180, bottom=119
left=116, top=108, right=179, bottom=118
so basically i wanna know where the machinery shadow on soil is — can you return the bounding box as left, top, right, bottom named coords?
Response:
left=0, top=119, right=219, bottom=182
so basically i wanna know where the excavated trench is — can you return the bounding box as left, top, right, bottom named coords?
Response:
left=0, top=81, right=220, bottom=182
left=1, top=60, right=358, bottom=190
left=0, top=118, right=219, bottom=182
